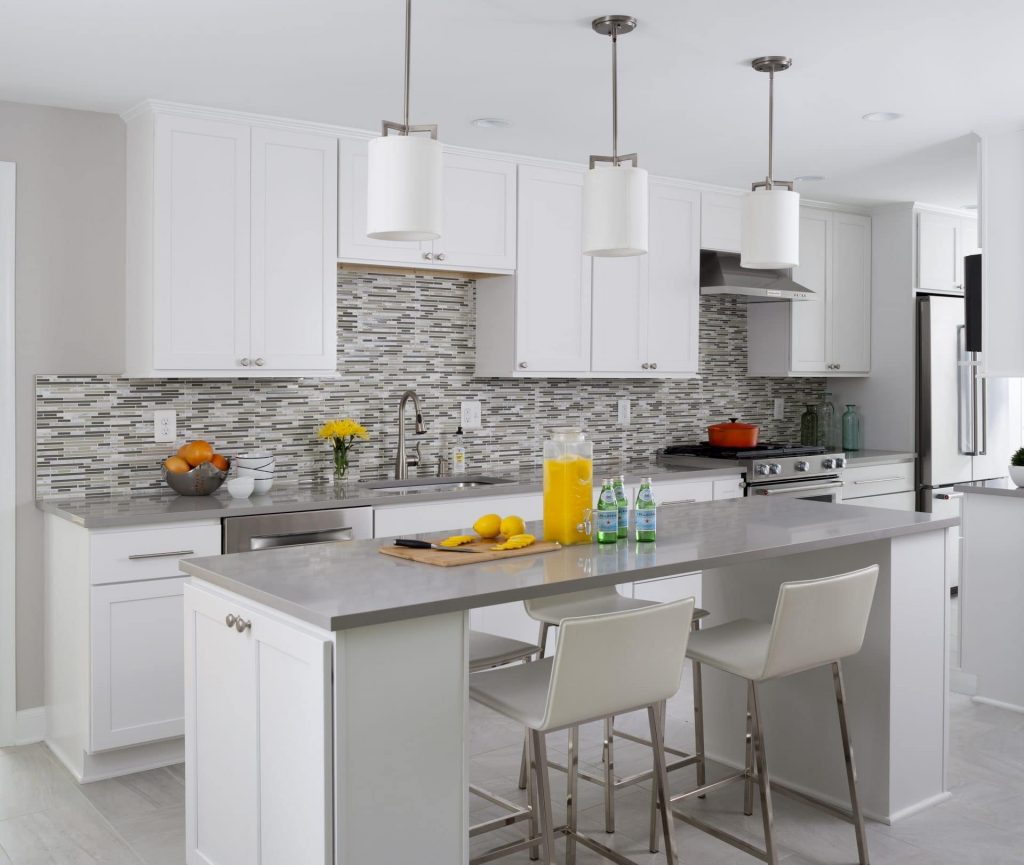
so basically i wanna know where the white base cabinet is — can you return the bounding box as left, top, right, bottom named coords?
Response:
left=44, top=515, right=221, bottom=782
left=748, top=207, right=871, bottom=377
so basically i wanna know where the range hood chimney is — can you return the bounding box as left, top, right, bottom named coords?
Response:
left=699, top=250, right=813, bottom=302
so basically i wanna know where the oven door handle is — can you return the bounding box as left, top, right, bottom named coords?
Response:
left=750, top=480, right=844, bottom=496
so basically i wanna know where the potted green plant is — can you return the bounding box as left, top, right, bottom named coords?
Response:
left=1010, top=447, right=1024, bottom=487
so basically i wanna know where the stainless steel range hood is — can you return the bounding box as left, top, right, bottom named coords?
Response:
left=699, top=251, right=813, bottom=302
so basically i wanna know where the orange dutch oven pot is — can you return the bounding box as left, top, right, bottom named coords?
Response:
left=707, top=417, right=760, bottom=448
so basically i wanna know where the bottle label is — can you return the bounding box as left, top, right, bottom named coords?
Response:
left=600, top=488, right=617, bottom=506
left=596, top=510, right=619, bottom=534
left=617, top=506, right=629, bottom=526
left=638, top=488, right=655, bottom=505
left=636, top=509, right=656, bottom=532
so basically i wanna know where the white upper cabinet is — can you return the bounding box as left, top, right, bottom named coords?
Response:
left=700, top=190, right=744, bottom=253
left=591, top=254, right=647, bottom=373
left=338, top=137, right=516, bottom=273
left=126, top=105, right=339, bottom=377
left=747, top=207, right=871, bottom=377
left=915, top=208, right=977, bottom=295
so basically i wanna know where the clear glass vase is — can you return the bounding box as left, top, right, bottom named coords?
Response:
left=842, top=404, right=861, bottom=451
left=800, top=405, right=819, bottom=446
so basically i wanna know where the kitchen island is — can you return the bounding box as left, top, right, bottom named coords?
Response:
left=180, top=497, right=957, bottom=865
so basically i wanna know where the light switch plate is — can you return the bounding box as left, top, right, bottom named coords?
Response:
left=773, top=398, right=785, bottom=420
left=617, top=398, right=631, bottom=427
left=154, top=409, right=177, bottom=443
left=460, top=400, right=482, bottom=430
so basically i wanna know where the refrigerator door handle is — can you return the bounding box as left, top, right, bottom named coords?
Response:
left=957, top=325, right=975, bottom=455
left=977, top=365, right=987, bottom=456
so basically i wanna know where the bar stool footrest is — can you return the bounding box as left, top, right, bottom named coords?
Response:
left=671, top=808, right=771, bottom=863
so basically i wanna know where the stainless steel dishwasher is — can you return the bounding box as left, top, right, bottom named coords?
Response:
left=222, top=507, right=373, bottom=553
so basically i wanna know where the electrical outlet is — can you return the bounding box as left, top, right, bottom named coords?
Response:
left=460, top=400, right=482, bottom=430
left=154, top=409, right=177, bottom=443
left=773, top=398, right=785, bottom=420
left=617, top=398, right=631, bottom=427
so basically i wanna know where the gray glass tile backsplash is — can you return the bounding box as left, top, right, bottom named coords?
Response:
left=35, top=270, right=825, bottom=498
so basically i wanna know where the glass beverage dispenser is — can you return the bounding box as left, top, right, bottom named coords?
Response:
left=543, top=428, right=594, bottom=545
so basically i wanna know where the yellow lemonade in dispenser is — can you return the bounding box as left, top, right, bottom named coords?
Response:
left=542, top=428, right=594, bottom=545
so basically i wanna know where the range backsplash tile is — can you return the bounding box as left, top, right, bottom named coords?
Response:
left=35, top=270, right=825, bottom=498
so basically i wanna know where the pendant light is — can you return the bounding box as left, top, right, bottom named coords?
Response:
left=366, top=0, right=442, bottom=241
left=741, top=56, right=800, bottom=269
left=583, top=15, right=648, bottom=257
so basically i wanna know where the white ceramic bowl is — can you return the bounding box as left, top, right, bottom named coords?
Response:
left=226, top=476, right=255, bottom=499
left=1009, top=465, right=1024, bottom=487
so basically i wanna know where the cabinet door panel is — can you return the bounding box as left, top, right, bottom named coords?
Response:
left=515, top=165, right=592, bottom=372
left=700, top=191, right=744, bottom=253
left=830, top=212, right=871, bottom=373
left=789, top=210, right=831, bottom=373
left=338, top=136, right=426, bottom=265
left=591, top=255, right=647, bottom=373
left=90, top=578, right=185, bottom=751
left=251, top=128, right=338, bottom=371
left=153, top=115, right=251, bottom=370
left=434, top=153, right=516, bottom=271
left=647, top=183, right=700, bottom=374
left=916, top=211, right=961, bottom=293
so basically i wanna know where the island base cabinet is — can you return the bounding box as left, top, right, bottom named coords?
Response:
left=184, top=583, right=333, bottom=865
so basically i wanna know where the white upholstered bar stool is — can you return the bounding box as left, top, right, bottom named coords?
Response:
left=467, top=630, right=542, bottom=845
left=665, top=565, right=879, bottom=865
left=470, top=596, right=696, bottom=865
left=524, top=587, right=710, bottom=834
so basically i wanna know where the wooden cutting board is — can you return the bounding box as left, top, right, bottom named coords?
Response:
left=379, top=538, right=562, bottom=567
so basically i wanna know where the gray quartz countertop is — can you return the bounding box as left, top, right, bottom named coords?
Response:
left=37, top=461, right=742, bottom=529
left=844, top=450, right=916, bottom=467
left=180, top=497, right=958, bottom=631
left=954, top=478, right=1021, bottom=498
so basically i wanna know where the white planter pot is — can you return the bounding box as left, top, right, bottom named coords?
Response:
left=1008, top=465, right=1024, bottom=487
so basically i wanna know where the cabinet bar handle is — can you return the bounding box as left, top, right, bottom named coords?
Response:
left=128, top=549, right=195, bottom=560
left=852, top=477, right=905, bottom=485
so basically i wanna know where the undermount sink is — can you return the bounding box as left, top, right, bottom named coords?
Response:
left=364, top=475, right=516, bottom=495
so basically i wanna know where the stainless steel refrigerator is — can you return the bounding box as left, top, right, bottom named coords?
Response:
left=918, top=291, right=1014, bottom=589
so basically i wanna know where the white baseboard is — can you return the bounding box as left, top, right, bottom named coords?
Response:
left=15, top=706, right=46, bottom=745
left=972, top=695, right=1024, bottom=715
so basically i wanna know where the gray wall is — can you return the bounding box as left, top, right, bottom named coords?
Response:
left=1, top=101, right=125, bottom=710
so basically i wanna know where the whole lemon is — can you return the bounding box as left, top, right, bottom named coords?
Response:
left=473, top=513, right=502, bottom=539
left=500, top=515, right=526, bottom=538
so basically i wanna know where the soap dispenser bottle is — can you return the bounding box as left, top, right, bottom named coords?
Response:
left=452, top=426, right=467, bottom=475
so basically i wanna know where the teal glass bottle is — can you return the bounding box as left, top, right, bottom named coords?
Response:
left=842, top=404, right=861, bottom=451
left=596, top=479, right=619, bottom=544
left=613, top=476, right=629, bottom=539
left=635, top=478, right=657, bottom=542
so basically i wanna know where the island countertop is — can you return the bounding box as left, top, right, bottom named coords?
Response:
left=954, top=477, right=1020, bottom=497
left=179, top=497, right=958, bottom=631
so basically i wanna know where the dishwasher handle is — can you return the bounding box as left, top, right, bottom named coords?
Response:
left=249, top=527, right=354, bottom=551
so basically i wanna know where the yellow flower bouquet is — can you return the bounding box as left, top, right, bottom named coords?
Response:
left=318, top=418, right=369, bottom=481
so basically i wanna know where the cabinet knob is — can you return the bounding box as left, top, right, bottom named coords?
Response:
left=518, top=361, right=528, bottom=369
left=255, top=357, right=265, bottom=367
left=234, top=617, right=251, bottom=633
left=225, top=614, right=237, bottom=628
left=642, top=363, right=650, bottom=370
left=240, top=358, right=251, bottom=367
left=422, top=252, right=434, bottom=261
left=435, top=252, right=447, bottom=261
left=650, top=362, right=658, bottom=370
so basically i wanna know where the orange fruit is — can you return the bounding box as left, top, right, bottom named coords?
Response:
left=210, top=453, right=230, bottom=472
left=178, top=440, right=214, bottom=467
left=164, top=456, right=191, bottom=474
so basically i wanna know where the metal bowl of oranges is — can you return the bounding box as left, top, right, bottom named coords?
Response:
left=162, top=441, right=230, bottom=496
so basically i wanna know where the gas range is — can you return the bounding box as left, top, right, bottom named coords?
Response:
left=659, top=442, right=847, bottom=500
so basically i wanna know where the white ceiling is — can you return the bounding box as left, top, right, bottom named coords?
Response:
left=1, top=0, right=1018, bottom=209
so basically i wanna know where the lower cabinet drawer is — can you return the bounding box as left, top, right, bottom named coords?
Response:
left=846, top=491, right=917, bottom=512
left=90, top=577, right=185, bottom=751
left=843, top=462, right=914, bottom=499
left=90, top=521, right=221, bottom=585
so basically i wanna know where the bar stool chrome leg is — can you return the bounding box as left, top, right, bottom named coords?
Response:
left=531, top=730, right=557, bottom=865
left=603, top=716, right=615, bottom=833
left=691, top=617, right=707, bottom=794
left=649, top=701, right=677, bottom=865
left=744, top=685, right=755, bottom=816
left=519, top=622, right=552, bottom=792
left=526, top=734, right=540, bottom=861
left=566, top=726, right=580, bottom=865
left=750, top=681, right=779, bottom=865
left=834, top=661, right=870, bottom=865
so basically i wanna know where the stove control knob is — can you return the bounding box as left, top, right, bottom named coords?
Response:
left=835, top=457, right=846, bottom=468
left=755, top=464, right=771, bottom=476
left=769, top=463, right=783, bottom=475
left=822, top=458, right=837, bottom=470
left=795, top=460, right=810, bottom=472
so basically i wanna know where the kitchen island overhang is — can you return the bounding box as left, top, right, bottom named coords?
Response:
left=180, top=498, right=958, bottom=865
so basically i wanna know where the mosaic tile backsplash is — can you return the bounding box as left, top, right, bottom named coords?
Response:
left=35, top=270, right=826, bottom=499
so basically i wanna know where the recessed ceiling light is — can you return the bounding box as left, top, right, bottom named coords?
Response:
left=862, top=112, right=903, bottom=122
left=962, top=203, right=978, bottom=211
left=471, top=117, right=511, bottom=129
left=795, top=175, right=825, bottom=182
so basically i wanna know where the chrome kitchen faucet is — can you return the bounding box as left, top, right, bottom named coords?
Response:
left=394, top=389, right=426, bottom=480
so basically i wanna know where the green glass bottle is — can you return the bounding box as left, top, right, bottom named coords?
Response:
left=613, top=475, right=629, bottom=540
left=635, top=477, right=657, bottom=542
left=596, top=479, right=619, bottom=544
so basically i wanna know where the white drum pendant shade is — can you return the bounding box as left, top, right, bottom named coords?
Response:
left=741, top=187, right=800, bottom=269
left=583, top=165, right=649, bottom=257
left=366, top=134, right=442, bottom=241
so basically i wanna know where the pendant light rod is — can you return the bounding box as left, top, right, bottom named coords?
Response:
left=611, top=24, right=618, bottom=161
left=750, top=56, right=793, bottom=191
left=403, top=0, right=411, bottom=133
left=591, top=14, right=637, bottom=168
